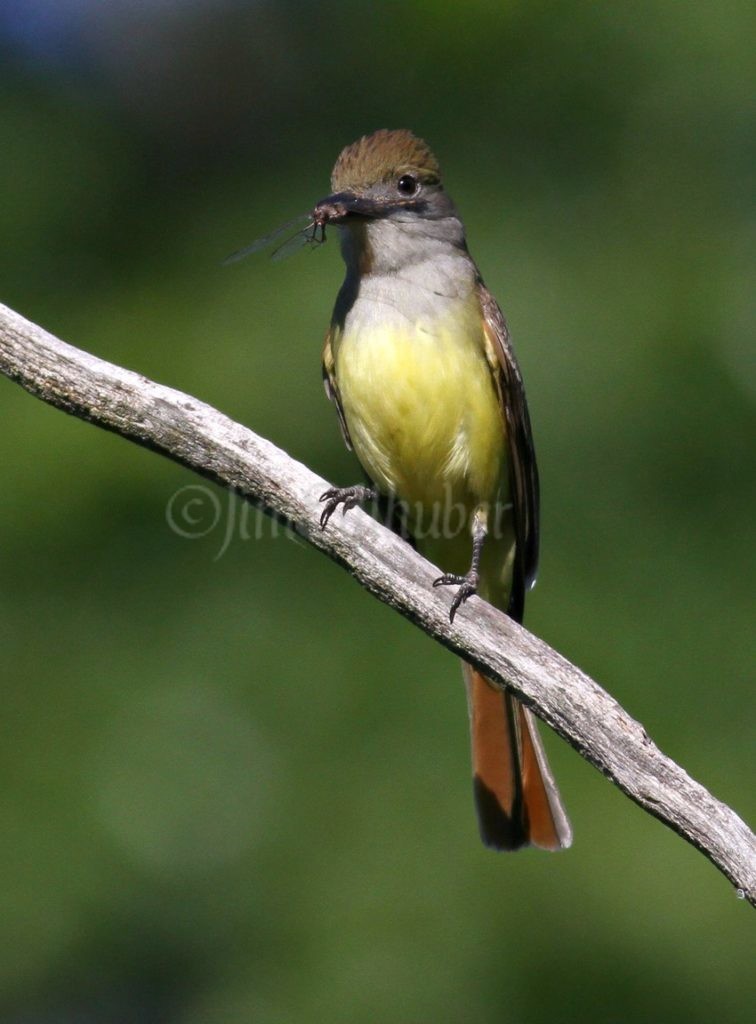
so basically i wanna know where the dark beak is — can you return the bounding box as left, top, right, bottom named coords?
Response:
left=312, top=191, right=391, bottom=227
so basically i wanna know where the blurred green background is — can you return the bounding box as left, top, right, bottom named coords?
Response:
left=1, top=2, right=754, bottom=1021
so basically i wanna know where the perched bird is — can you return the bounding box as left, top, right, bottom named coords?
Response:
left=317, top=129, right=571, bottom=850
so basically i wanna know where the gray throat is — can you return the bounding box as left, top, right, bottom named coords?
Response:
left=332, top=214, right=480, bottom=332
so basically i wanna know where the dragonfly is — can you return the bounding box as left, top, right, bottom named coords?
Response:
left=223, top=212, right=328, bottom=265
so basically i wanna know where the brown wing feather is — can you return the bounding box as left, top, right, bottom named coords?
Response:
left=322, top=326, right=352, bottom=450
left=478, top=282, right=540, bottom=622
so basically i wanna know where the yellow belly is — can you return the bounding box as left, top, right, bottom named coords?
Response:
left=334, top=313, right=506, bottom=514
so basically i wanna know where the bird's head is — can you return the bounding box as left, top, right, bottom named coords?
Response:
left=313, top=129, right=463, bottom=272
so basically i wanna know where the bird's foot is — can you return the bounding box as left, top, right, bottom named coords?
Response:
left=319, top=485, right=377, bottom=529
left=433, top=569, right=480, bottom=623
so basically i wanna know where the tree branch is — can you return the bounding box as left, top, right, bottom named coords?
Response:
left=1, top=300, right=754, bottom=905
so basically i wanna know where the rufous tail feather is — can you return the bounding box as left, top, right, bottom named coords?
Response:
left=463, top=664, right=572, bottom=851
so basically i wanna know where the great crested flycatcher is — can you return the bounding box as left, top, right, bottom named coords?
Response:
left=312, top=129, right=572, bottom=851
left=314, top=129, right=571, bottom=852
left=234, top=128, right=572, bottom=851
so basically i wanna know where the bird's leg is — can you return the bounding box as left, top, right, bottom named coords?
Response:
left=433, top=508, right=488, bottom=622
left=319, top=484, right=377, bottom=529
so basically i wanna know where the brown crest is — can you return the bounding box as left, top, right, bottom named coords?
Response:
left=331, top=129, right=441, bottom=192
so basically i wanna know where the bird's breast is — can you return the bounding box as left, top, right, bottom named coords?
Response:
left=333, top=292, right=506, bottom=514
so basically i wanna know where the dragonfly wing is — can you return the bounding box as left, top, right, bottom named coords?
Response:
left=270, top=224, right=319, bottom=261
left=223, top=213, right=312, bottom=265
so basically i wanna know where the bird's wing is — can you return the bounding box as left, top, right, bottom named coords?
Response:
left=478, top=282, right=540, bottom=621
left=322, top=325, right=353, bottom=450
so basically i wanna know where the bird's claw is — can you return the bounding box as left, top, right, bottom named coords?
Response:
left=319, top=485, right=374, bottom=529
left=433, top=571, right=479, bottom=623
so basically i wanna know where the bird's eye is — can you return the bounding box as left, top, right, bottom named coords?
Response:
left=397, top=174, right=419, bottom=197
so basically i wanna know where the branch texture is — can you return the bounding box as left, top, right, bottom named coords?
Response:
left=1, top=301, right=754, bottom=905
